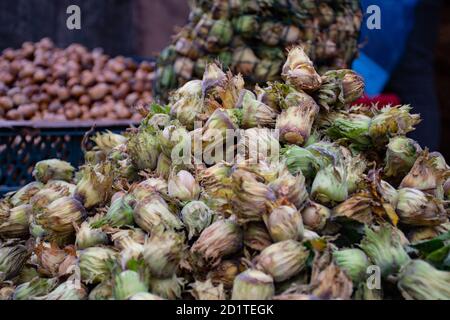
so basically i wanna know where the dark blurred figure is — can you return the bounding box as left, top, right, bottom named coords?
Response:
left=435, top=2, right=450, bottom=160
left=386, top=0, right=442, bottom=151
left=354, top=0, right=443, bottom=151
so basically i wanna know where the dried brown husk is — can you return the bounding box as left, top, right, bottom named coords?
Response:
left=396, top=188, right=447, bottom=227
left=207, top=260, right=242, bottom=289
left=34, top=242, right=73, bottom=277
left=254, top=240, right=309, bottom=282
left=190, top=279, right=226, bottom=300
left=309, top=249, right=353, bottom=300
left=231, top=168, right=276, bottom=222
left=191, top=218, right=242, bottom=269
left=243, top=222, right=272, bottom=252
left=400, top=150, right=449, bottom=199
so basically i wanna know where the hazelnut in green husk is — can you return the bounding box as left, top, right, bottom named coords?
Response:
left=156, top=153, right=172, bottom=180
left=33, top=159, right=74, bottom=183
left=239, top=89, right=278, bottom=128
left=132, top=177, right=168, bottom=200
left=254, top=59, right=283, bottom=82
left=79, top=247, right=117, bottom=284
left=396, top=188, right=447, bottom=226
left=281, top=47, right=322, bottom=91
left=35, top=197, right=86, bottom=243
left=0, top=204, right=31, bottom=239
left=232, top=15, right=259, bottom=38
left=91, top=131, right=127, bottom=153
left=168, top=170, right=201, bottom=201
left=201, top=62, right=227, bottom=98
left=398, top=260, right=450, bottom=300
left=40, top=279, right=87, bottom=300
left=384, top=136, right=422, bottom=179
left=238, top=128, right=280, bottom=164
left=75, top=222, right=109, bottom=249
left=15, top=266, right=40, bottom=285
left=268, top=168, right=308, bottom=209
left=276, top=104, right=319, bottom=146
left=10, top=182, right=43, bottom=206
left=354, top=282, right=383, bottom=300
left=311, top=164, right=348, bottom=205
left=170, top=80, right=203, bottom=130
left=316, top=69, right=364, bottom=110
left=149, top=275, right=184, bottom=300
left=133, top=194, right=183, bottom=234
left=243, top=222, right=273, bottom=252
left=30, top=186, right=72, bottom=211
left=143, top=230, right=185, bottom=278
left=324, top=112, right=372, bottom=147
left=281, top=145, right=321, bottom=180
left=301, top=200, right=331, bottom=231
left=254, top=240, right=309, bottom=282
left=84, top=150, right=107, bottom=165
left=200, top=108, right=239, bottom=162
left=204, top=19, right=233, bottom=51
left=232, top=46, right=259, bottom=76
left=198, top=162, right=234, bottom=214
left=368, top=105, right=421, bottom=145
left=74, top=162, right=114, bottom=209
left=89, top=281, right=113, bottom=300
left=113, top=270, right=148, bottom=300
left=263, top=205, right=304, bottom=242
left=231, top=169, right=276, bottom=222
left=181, top=201, right=213, bottom=239
left=360, top=225, right=410, bottom=278
left=333, top=249, right=370, bottom=283
left=158, top=124, right=190, bottom=159
left=145, top=113, right=171, bottom=131
left=231, top=269, right=274, bottom=300
left=191, top=218, right=242, bottom=268
left=127, top=129, right=160, bottom=171
left=13, top=277, right=59, bottom=300
left=0, top=244, right=29, bottom=281
left=92, top=194, right=135, bottom=228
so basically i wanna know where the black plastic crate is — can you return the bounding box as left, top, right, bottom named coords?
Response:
left=0, top=120, right=136, bottom=196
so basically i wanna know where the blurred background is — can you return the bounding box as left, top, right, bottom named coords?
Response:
left=0, top=0, right=448, bottom=158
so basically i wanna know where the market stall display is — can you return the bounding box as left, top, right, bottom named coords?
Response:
left=0, top=38, right=154, bottom=122
left=0, top=47, right=449, bottom=300
left=155, top=0, right=362, bottom=99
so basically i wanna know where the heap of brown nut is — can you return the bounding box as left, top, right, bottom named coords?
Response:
left=0, top=38, right=154, bottom=122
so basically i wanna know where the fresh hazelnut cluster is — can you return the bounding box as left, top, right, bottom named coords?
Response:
left=0, top=38, right=154, bottom=122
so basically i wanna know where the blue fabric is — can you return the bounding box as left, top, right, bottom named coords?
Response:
left=352, top=0, right=419, bottom=96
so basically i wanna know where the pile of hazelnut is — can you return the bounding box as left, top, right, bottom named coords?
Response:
left=0, top=38, right=154, bottom=122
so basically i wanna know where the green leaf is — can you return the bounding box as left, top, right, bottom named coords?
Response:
left=126, top=258, right=144, bottom=272
left=426, top=245, right=450, bottom=270
left=411, top=231, right=450, bottom=255
left=150, top=102, right=170, bottom=115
